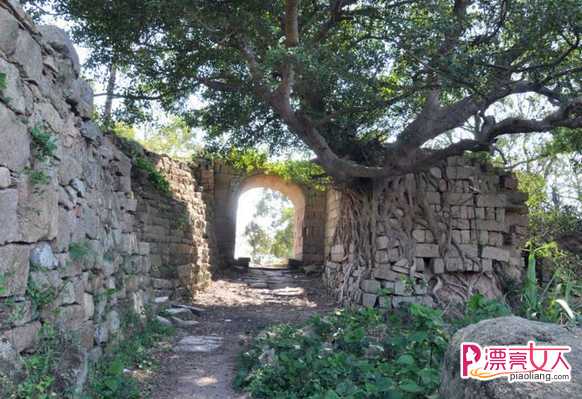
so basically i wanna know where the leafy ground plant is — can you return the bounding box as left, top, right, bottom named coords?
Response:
left=85, top=309, right=174, bottom=399
left=235, top=304, right=448, bottom=399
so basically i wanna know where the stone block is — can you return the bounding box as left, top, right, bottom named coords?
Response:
left=373, top=265, right=400, bottom=281
left=0, top=104, right=30, bottom=171
left=482, top=259, right=493, bottom=272
left=0, top=8, right=20, bottom=55
left=429, top=258, right=445, bottom=274
left=17, top=178, right=58, bottom=242
left=447, top=193, right=473, bottom=205
left=394, top=280, right=412, bottom=295
left=1, top=321, right=41, bottom=353
left=415, top=243, right=439, bottom=258
left=362, top=293, right=378, bottom=307
left=0, top=189, right=18, bottom=244
left=425, top=192, right=441, bottom=204
left=0, top=167, right=11, bottom=188
left=82, top=293, right=94, bottom=320
left=392, top=295, right=418, bottom=308
left=30, top=242, right=59, bottom=270
left=429, top=167, right=442, bottom=178
left=413, top=258, right=425, bottom=272
left=80, top=121, right=101, bottom=142
left=55, top=304, right=85, bottom=331
left=376, top=235, right=389, bottom=249
left=0, top=244, right=30, bottom=297
left=330, top=244, right=345, bottom=262
left=361, top=279, right=381, bottom=294
left=375, top=250, right=389, bottom=264
left=495, top=208, right=505, bottom=222
left=38, top=25, right=81, bottom=76
left=481, top=246, right=509, bottom=262
left=488, top=232, right=503, bottom=246
left=412, top=229, right=425, bottom=242
left=13, top=30, right=43, bottom=83
left=445, top=258, right=462, bottom=272
left=476, top=193, right=506, bottom=208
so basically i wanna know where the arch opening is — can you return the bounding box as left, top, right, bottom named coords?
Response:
left=234, top=175, right=306, bottom=267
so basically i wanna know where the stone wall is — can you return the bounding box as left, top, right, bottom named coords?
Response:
left=0, top=1, right=217, bottom=391
left=324, top=156, right=528, bottom=308
left=126, top=147, right=218, bottom=300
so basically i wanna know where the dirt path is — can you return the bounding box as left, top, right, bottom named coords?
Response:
left=147, top=268, right=335, bottom=399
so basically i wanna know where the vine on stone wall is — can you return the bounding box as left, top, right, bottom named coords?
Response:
left=330, top=167, right=502, bottom=308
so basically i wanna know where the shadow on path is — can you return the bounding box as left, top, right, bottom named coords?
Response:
left=148, top=268, right=336, bottom=399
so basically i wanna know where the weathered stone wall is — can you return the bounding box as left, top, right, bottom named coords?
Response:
left=0, top=0, right=150, bottom=384
left=0, top=1, right=217, bottom=391
left=324, top=156, right=528, bottom=308
left=126, top=147, right=218, bottom=300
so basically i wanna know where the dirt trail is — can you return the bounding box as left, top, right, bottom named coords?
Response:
left=147, top=268, right=335, bottom=399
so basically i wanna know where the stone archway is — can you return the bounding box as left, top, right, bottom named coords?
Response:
left=237, top=175, right=306, bottom=260
left=209, top=161, right=327, bottom=266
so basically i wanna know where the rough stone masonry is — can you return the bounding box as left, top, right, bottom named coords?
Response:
left=324, top=156, right=528, bottom=309
left=0, top=0, right=218, bottom=391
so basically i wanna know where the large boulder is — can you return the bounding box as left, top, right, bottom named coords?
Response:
left=441, top=316, right=582, bottom=398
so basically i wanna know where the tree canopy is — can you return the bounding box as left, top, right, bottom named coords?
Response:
left=27, top=0, right=582, bottom=182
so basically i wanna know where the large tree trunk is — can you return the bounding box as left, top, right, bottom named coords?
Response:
left=103, top=61, right=117, bottom=124
left=323, top=158, right=528, bottom=313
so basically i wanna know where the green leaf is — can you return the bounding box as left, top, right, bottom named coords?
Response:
left=323, top=390, right=340, bottom=399
left=399, top=380, right=424, bottom=393
left=396, top=354, right=415, bottom=367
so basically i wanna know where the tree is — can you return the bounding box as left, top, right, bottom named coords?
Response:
left=271, top=207, right=295, bottom=258
left=25, top=0, right=582, bottom=183
left=112, top=118, right=201, bottom=158
left=244, top=221, right=272, bottom=263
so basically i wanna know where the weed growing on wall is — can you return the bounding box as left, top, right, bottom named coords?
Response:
left=24, top=167, right=50, bottom=186
left=69, top=241, right=92, bottom=262
left=30, top=126, right=57, bottom=162
left=0, top=273, right=6, bottom=296
left=25, top=125, right=57, bottom=187
left=133, top=156, right=171, bottom=195
left=26, top=278, right=56, bottom=313
left=0, top=72, right=6, bottom=93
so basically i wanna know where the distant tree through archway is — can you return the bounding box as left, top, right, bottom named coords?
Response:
left=235, top=175, right=306, bottom=265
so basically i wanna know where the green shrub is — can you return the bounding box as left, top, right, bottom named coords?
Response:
left=133, top=156, right=171, bottom=194
left=30, top=126, right=57, bottom=162
left=0, top=72, right=6, bottom=93
left=85, top=310, right=174, bottom=399
left=235, top=304, right=448, bottom=399
left=69, top=241, right=92, bottom=262
left=456, top=293, right=511, bottom=328
left=24, top=167, right=50, bottom=186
